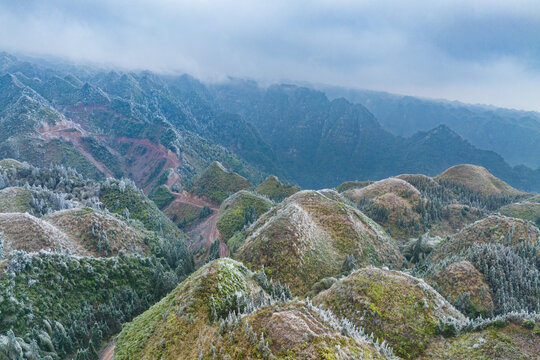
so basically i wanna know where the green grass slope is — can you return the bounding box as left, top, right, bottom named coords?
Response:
left=313, top=267, right=464, bottom=359
left=0, top=251, right=177, bottom=359
left=234, top=190, right=404, bottom=295
left=217, top=190, right=273, bottom=248
left=255, top=175, right=299, bottom=202
left=99, top=179, right=181, bottom=238
left=499, top=201, right=540, bottom=226
left=190, top=161, right=253, bottom=204
left=0, top=186, right=32, bottom=213
left=115, top=258, right=394, bottom=360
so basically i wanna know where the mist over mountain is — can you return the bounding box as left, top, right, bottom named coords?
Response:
left=1, top=52, right=539, bottom=193
left=0, top=50, right=539, bottom=360
left=210, top=78, right=540, bottom=190
left=1, top=1, right=540, bottom=359
left=322, top=86, right=540, bottom=169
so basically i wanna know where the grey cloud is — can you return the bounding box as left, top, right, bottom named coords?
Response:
left=0, top=0, right=539, bottom=110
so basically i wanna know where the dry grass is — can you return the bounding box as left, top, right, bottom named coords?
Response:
left=429, top=260, right=493, bottom=317
left=44, top=207, right=152, bottom=256
left=437, top=164, right=522, bottom=196
left=235, top=190, right=404, bottom=295
left=431, top=215, right=540, bottom=262
left=0, top=212, right=90, bottom=256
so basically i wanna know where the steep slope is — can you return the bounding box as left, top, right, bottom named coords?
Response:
left=114, top=258, right=395, bottom=360
left=234, top=190, right=404, bottom=295
left=428, top=260, right=494, bottom=318
left=430, top=215, right=540, bottom=262
left=211, top=80, right=540, bottom=191
left=98, top=179, right=181, bottom=238
left=44, top=207, right=158, bottom=256
left=2, top=53, right=539, bottom=193
left=313, top=267, right=464, bottom=359
left=343, top=178, right=425, bottom=241
left=422, top=215, right=540, bottom=316
left=322, top=86, right=540, bottom=169
left=343, top=176, right=485, bottom=241
left=216, top=190, right=273, bottom=249
left=212, top=82, right=399, bottom=187
left=0, top=251, right=179, bottom=360
left=0, top=56, right=270, bottom=192
left=0, top=160, right=196, bottom=360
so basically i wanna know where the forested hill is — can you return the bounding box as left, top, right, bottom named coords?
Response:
left=1, top=52, right=539, bottom=192
left=321, top=86, right=540, bottom=169
left=209, top=79, right=540, bottom=191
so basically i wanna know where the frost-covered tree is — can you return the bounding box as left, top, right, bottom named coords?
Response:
left=0, top=330, right=24, bottom=359
left=0, top=232, right=4, bottom=260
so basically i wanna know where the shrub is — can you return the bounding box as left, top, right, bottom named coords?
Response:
left=199, top=205, right=213, bottom=219
left=437, top=320, right=459, bottom=337
left=148, top=185, right=175, bottom=210
left=522, top=319, right=535, bottom=329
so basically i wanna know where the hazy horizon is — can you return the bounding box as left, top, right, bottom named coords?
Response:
left=2, top=0, right=540, bottom=111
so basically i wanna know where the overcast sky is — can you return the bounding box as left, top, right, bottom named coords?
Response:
left=1, top=0, right=540, bottom=110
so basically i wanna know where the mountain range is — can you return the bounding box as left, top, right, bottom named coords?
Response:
left=1, top=52, right=539, bottom=193
left=322, top=85, right=540, bottom=169
left=0, top=51, right=539, bottom=359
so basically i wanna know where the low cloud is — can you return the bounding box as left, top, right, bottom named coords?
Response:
left=1, top=0, right=540, bottom=110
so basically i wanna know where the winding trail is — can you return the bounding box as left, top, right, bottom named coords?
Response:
left=38, top=119, right=115, bottom=178
left=100, top=343, right=115, bottom=360
left=165, top=190, right=229, bottom=259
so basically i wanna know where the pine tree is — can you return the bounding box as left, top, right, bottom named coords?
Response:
left=341, top=254, right=356, bottom=275
left=0, top=232, right=4, bottom=260
left=88, top=340, right=99, bottom=360
left=3, top=330, right=23, bottom=360
left=75, top=348, right=90, bottom=360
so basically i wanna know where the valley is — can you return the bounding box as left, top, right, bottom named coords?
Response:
left=0, top=53, right=538, bottom=359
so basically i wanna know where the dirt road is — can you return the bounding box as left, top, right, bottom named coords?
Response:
left=166, top=190, right=229, bottom=258
left=100, top=343, right=115, bottom=360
